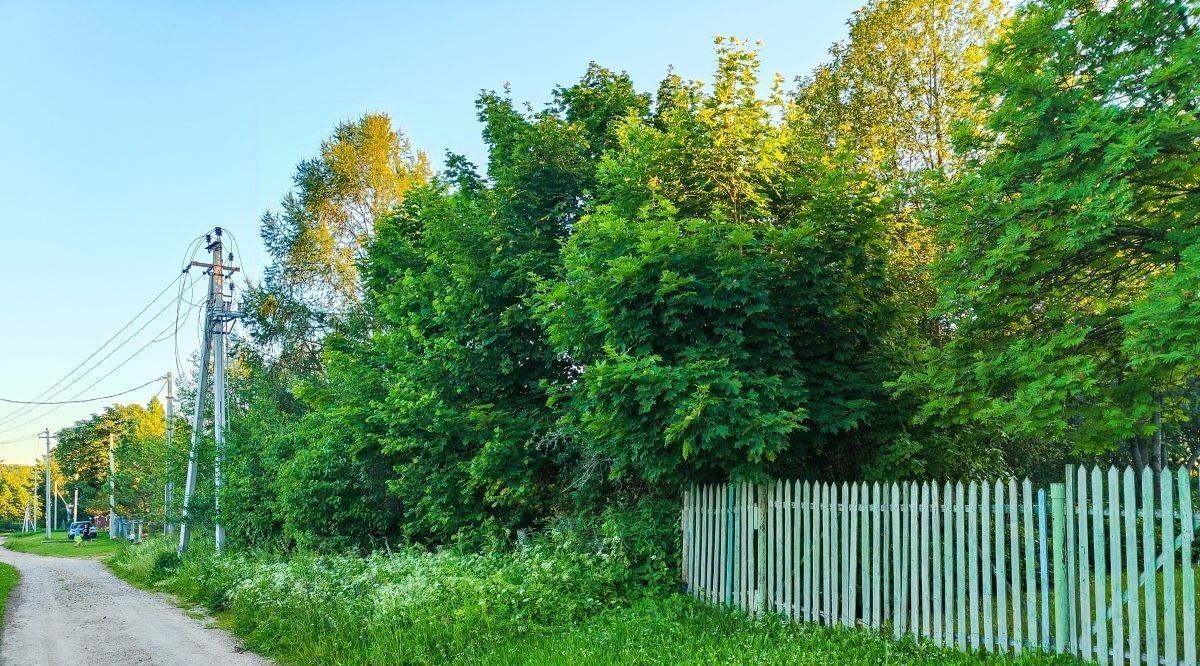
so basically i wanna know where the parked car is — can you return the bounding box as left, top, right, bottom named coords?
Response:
left=66, top=521, right=93, bottom=540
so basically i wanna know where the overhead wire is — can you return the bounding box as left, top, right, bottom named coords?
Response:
left=0, top=228, right=223, bottom=450
left=0, top=271, right=186, bottom=427
left=0, top=309, right=190, bottom=436
left=175, top=231, right=216, bottom=380
left=0, top=231, right=211, bottom=428
left=0, top=376, right=167, bottom=405
left=0, top=271, right=204, bottom=436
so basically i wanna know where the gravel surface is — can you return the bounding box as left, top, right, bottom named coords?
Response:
left=0, top=538, right=269, bottom=665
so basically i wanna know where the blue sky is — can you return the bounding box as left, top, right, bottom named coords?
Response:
left=0, top=0, right=858, bottom=463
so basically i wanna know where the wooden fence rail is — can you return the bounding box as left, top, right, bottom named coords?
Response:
left=681, top=466, right=1199, bottom=665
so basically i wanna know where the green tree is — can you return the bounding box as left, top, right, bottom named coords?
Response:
left=540, top=39, right=907, bottom=486
left=54, top=400, right=166, bottom=518
left=798, top=0, right=1006, bottom=345
left=0, top=464, right=35, bottom=524
left=250, top=112, right=432, bottom=372
left=904, top=0, right=1200, bottom=473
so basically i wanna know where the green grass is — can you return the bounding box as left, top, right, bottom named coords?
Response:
left=107, top=537, right=1074, bottom=665
left=4, top=530, right=125, bottom=558
left=457, top=596, right=1074, bottom=665
left=0, top=560, right=17, bottom=619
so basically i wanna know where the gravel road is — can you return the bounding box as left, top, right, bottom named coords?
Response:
left=0, top=539, right=269, bottom=665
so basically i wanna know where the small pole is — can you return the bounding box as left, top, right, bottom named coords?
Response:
left=1051, top=483, right=1069, bottom=653
left=39, top=429, right=52, bottom=539
left=164, top=370, right=174, bottom=535
left=108, top=433, right=116, bottom=539
left=726, top=483, right=735, bottom=607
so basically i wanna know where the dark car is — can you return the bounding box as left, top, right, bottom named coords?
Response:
left=66, top=520, right=93, bottom=539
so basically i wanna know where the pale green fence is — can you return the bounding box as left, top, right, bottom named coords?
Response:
left=681, top=466, right=1198, bottom=665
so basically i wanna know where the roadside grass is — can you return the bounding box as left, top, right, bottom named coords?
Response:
left=0, top=561, right=17, bottom=619
left=459, top=595, right=1075, bottom=666
left=4, top=530, right=124, bottom=558
left=108, top=537, right=1073, bottom=665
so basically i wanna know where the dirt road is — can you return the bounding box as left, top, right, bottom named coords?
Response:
left=0, top=539, right=269, bottom=665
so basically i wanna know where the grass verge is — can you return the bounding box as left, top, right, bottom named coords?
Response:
left=0, top=561, right=17, bottom=619
left=108, top=536, right=1070, bottom=665
left=4, top=530, right=124, bottom=558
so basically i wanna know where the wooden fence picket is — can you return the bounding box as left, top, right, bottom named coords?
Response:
left=848, top=483, right=859, bottom=627
left=968, top=481, right=981, bottom=651
left=945, top=481, right=956, bottom=649
left=921, top=482, right=932, bottom=640
left=893, top=482, right=903, bottom=639
left=1107, top=467, right=1124, bottom=666
left=793, top=480, right=802, bottom=622
left=902, top=484, right=912, bottom=633
left=1038, top=487, right=1050, bottom=650
left=1143, top=468, right=1159, bottom=666
left=1024, top=478, right=1038, bottom=650
left=805, top=481, right=814, bottom=622
left=1066, top=466, right=1078, bottom=657
left=1010, top=478, right=1023, bottom=654
left=981, top=481, right=993, bottom=651
left=1178, top=468, right=1195, bottom=664
left=1077, top=468, right=1092, bottom=660
left=824, top=482, right=834, bottom=625
left=956, top=481, right=967, bottom=651
left=1091, top=467, right=1108, bottom=663
left=1123, top=468, right=1141, bottom=666
left=994, top=480, right=1007, bottom=653
left=872, top=482, right=882, bottom=629
left=1162, top=468, right=1177, bottom=666
left=859, top=482, right=870, bottom=629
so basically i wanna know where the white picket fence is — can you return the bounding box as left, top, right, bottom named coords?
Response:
left=681, top=466, right=1198, bottom=665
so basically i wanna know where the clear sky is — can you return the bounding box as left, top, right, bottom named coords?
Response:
left=0, top=0, right=858, bottom=464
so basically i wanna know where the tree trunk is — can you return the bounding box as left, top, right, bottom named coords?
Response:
left=1153, top=408, right=1164, bottom=473
left=1131, top=437, right=1146, bottom=470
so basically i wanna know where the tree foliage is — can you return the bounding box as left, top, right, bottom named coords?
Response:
left=903, top=0, right=1200, bottom=472
left=250, top=112, right=432, bottom=371
left=54, top=399, right=167, bottom=517
left=540, top=39, right=908, bottom=486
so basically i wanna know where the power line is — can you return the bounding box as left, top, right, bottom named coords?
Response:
left=0, top=271, right=204, bottom=430
left=0, top=311, right=188, bottom=436
left=0, top=433, right=39, bottom=447
left=0, top=271, right=186, bottom=426
left=175, top=234, right=213, bottom=379
left=0, top=376, right=167, bottom=405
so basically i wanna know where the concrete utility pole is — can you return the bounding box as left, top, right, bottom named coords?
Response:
left=39, top=429, right=52, bottom=539
left=178, top=228, right=238, bottom=556
left=164, top=371, right=174, bottom=535
left=109, top=433, right=116, bottom=538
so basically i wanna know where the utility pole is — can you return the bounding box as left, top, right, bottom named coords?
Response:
left=164, top=371, right=174, bottom=535
left=53, top=480, right=58, bottom=530
left=39, top=429, right=52, bottom=539
left=73, top=487, right=79, bottom=523
left=178, top=228, right=238, bottom=556
left=28, top=467, right=37, bottom=532
left=108, top=433, right=116, bottom=537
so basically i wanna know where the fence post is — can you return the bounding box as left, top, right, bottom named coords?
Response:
left=758, top=483, right=768, bottom=616
left=681, top=488, right=690, bottom=593
left=1051, top=483, right=1069, bottom=654
left=727, top=483, right=735, bottom=607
